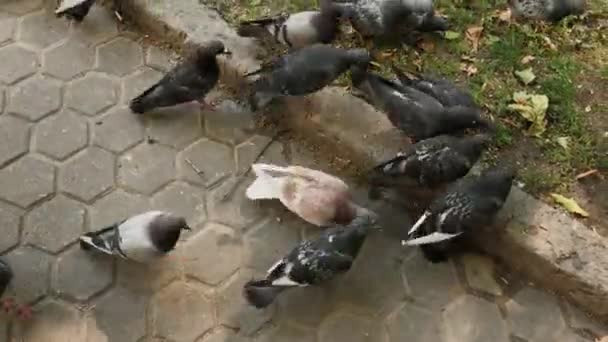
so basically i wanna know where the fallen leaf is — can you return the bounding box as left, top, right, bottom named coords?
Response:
left=465, top=25, right=484, bottom=52
left=585, top=105, right=592, bottom=112
left=521, top=55, right=535, bottom=64
left=444, top=31, right=461, bottom=40
left=514, top=68, right=536, bottom=85
left=418, top=39, right=435, bottom=52
left=542, top=36, right=558, bottom=51
left=550, top=193, right=590, bottom=217
left=460, top=63, right=478, bottom=76
left=556, top=136, right=570, bottom=150
left=507, top=91, right=549, bottom=137
left=498, top=8, right=512, bottom=22
left=485, top=34, right=500, bottom=45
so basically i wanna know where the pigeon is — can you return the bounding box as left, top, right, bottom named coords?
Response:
left=392, top=65, right=477, bottom=108
left=247, top=44, right=372, bottom=110
left=369, top=134, right=492, bottom=190
left=243, top=211, right=379, bottom=308
left=401, top=165, right=515, bottom=263
left=0, top=259, right=31, bottom=320
left=350, top=66, right=492, bottom=141
left=79, top=211, right=191, bottom=263
left=55, top=0, right=96, bottom=22
left=129, top=40, right=231, bottom=114
left=246, top=163, right=366, bottom=227
left=509, top=0, right=586, bottom=22
left=237, top=0, right=343, bottom=49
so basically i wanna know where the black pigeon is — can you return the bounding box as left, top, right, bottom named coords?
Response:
left=248, top=44, right=372, bottom=110
left=243, top=212, right=379, bottom=308
left=402, top=165, right=515, bottom=263
left=392, top=65, right=477, bottom=108
left=129, top=40, right=231, bottom=114
left=55, top=0, right=96, bottom=22
left=237, top=1, right=343, bottom=49
left=80, top=211, right=191, bottom=263
left=350, top=66, right=491, bottom=141
left=369, top=134, right=492, bottom=190
left=509, top=0, right=586, bottom=22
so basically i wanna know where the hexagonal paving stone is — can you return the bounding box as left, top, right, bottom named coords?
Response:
left=23, top=195, right=86, bottom=253
left=0, top=155, right=55, bottom=208
left=66, top=73, right=118, bottom=116
left=0, top=0, right=44, bottom=15
left=8, top=75, right=61, bottom=121
left=0, top=14, right=17, bottom=45
left=145, top=45, right=178, bottom=71
left=564, top=302, right=608, bottom=339
left=199, top=327, right=244, bottom=342
left=3, top=246, right=52, bottom=303
left=0, top=202, right=21, bottom=253
left=217, top=269, right=274, bottom=335
left=93, top=106, right=145, bottom=153
left=14, top=300, right=85, bottom=342
left=33, top=110, right=88, bottom=160
left=207, top=105, right=256, bottom=146
left=332, top=233, right=407, bottom=315
left=244, top=218, right=300, bottom=273
left=116, top=253, right=182, bottom=293
left=0, top=114, right=30, bottom=167
left=460, top=253, right=503, bottom=296
left=178, top=139, right=233, bottom=187
left=43, top=39, right=95, bottom=80
left=70, top=6, right=118, bottom=45
left=0, top=44, right=37, bottom=84
left=18, top=11, right=69, bottom=49
left=89, top=189, right=150, bottom=230
left=121, top=67, right=162, bottom=103
left=94, top=285, right=148, bottom=342
left=0, top=86, right=4, bottom=113
left=236, top=135, right=288, bottom=173
left=59, top=147, right=115, bottom=202
left=505, top=287, right=567, bottom=342
left=151, top=181, right=206, bottom=228
left=402, top=250, right=464, bottom=311
left=256, top=323, right=316, bottom=342
left=147, top=112, right=203, bottom=149
left=152, top=282, right=214, bottom=342
left=387, top=304, right=443, bottom=342
left=96, top=37, right=143, bottom=76
left=53, top=245, right=113, bottom=301
left=182, top=223, right=242, bottom=285
left=277, top=280, right=334, bottom=327
left=443, top=295, right=509, bottom=342
left=319, top=312, right=382, bottom=342
left=118, top=143, right=176, bottom=195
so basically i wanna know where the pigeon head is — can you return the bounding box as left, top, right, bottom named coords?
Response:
left=419, top=14, right=450, bottom=32
left=443, top=106, right=490, bottom=131
left=197, top=40, right=231, bottom=58
left=345, top=48, right=372, bottom=68
left=148, top=214, right=191, bottom=253
left=349, top=209, right=381, bottom=232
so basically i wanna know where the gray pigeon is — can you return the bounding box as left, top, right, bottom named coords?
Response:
left=80, top=211, right=191, bottom=263
left=129, top=40, right=231, bottom=114
left=237, top=2, right=343, bottom=49
left=248, top=44, right=372, bottom=110
left=509, top=0, right=586, bottom=22
left=369, top=134, right=491, bottom=191
left=402, top=165, right=515, bottom=263
left=350, top=66, right=492, bottom=141
left=392, top=65, right=477, bottom=108
left=55, top=0, right=96, bottom=22
left=243, top=212, right=379, bottom=308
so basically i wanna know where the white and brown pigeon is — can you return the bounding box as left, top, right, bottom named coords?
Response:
left=55, top=0, right=96, bottom=22
left=246, top=163, right=367, bottom=227
left=80, top=211, right=191, bottom=263
left=402, top=165, right=515, bottom=263
left=129, top=40, right=231, bottom=114
left=243, top=211, right=379, bottom=308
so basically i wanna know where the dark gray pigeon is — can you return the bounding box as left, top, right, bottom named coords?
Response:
left=237, top=2, right=343, bottom=49
left=369, top=134, right=491, bottom=191
left=509, top=0, right=586, bottom=22
left=248, top=44, right=372, bottom=110
left=402, top=165, right=515, bottom=263
left=350, top=66, right=491, bottom=141
left=55, top=0, right=96, bottom=22
left=80, top=211, right=191, bottom=263
left=129, top=40, right=231, bottom=114
left=392, top=65, right=477, bottom=108
left=243, top=211, right=379, bottom=308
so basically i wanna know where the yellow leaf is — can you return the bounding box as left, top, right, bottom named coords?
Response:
left=550, top=193, right=590, bottom=217
left=465, top=25, right=484, bottom=52
left=508, top=91, right=548, bottom=137
left=444, top=31, right=461, bottom=40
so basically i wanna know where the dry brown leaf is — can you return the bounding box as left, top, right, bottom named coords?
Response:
left=521, top=55, right=535, bottom=64
left=460, top=63, right=478, bottom=77
left=418, top=39, right=435, bottom=52
left=465, top=25, right=484, bottom=52
left=542, top=36, right=558, bottom=51
left=498, top=8, right=512, bottom=22
left=596, top=336, right=608, bottom=342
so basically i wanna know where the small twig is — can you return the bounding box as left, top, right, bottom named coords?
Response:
left=114, top=11, right=123, bottom=22
left=575, top=169, right=598, bottom=180
left=185, top=158, right=205, bottom=180
left=220, top=129, right=288, bottom=202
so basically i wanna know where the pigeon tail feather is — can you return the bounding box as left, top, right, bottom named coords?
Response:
left=243, top=280, right=287, bottom=309
left=129, top=86, right=158, bottom=114
left=408, top=210, right=430, bottom=235
left=246, top=164, right=286, bottom=200
left=79, top=225, right=117, bottom=256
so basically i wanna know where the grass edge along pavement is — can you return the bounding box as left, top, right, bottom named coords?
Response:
left=112, top=0, right=608, bottom=324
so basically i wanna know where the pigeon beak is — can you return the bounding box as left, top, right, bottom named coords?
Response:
left=222, top=49, right=233, bottom=56
left=183, top=225, right=192, bottom=231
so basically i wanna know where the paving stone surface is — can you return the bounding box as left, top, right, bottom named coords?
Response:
left=0, top=4, right=604, bottom=342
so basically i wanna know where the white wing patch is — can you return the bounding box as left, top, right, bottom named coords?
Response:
left=407, top=210, right=430, bottom=235
left=56, top=0, right=89, bottom=13
left=402, top=232, right=463, bottom=246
